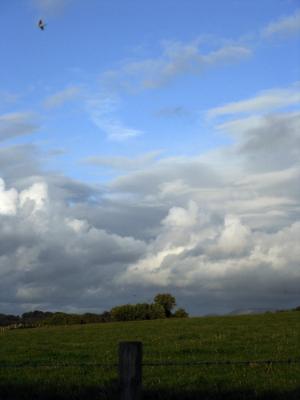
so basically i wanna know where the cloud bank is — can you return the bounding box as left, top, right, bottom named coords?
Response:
left=0, top=83, right=299, bottom=315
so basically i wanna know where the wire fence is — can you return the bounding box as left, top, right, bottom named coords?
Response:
left=1, top=343, right=299, bottom=400
left=0, top=358, right=299, bottom=369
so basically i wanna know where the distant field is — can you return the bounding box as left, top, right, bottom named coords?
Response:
left=0, top=311, right=299, bottom=399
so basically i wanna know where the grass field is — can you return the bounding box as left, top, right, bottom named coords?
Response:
left=0, top=311, right=299, bottom=399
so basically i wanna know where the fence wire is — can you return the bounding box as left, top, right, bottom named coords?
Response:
left=143, top=359, right=300, bottom=367
left=0, top=359, right=299, bottom=369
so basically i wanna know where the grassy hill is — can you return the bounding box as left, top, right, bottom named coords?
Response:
left=0, top=311, right=299, bottom=399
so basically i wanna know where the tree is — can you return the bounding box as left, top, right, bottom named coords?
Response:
left=154, top=293, right=176, bottom=317
left=173, top=308, right=189, bottom=318
left=110, top=303, right=166, bottom=322
left=147, top=303, right=166, bottom=320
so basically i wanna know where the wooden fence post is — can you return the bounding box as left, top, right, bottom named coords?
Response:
left=119, top=341, right=143, bottom=400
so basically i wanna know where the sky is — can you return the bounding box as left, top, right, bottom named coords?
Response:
left=0, top=0, right=299, bottom=315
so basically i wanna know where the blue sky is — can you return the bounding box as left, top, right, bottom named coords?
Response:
left=0, top=0, right=299, bottom=314
left=1, top=0, right=299, bottom=180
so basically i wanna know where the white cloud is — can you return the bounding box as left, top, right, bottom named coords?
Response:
left=216, top=215, right=251, bottom=256
left=19, top=182, right=48, bottom=212
left=0, top=179, right=18, bottom=216
left=162, top=201, right=198, bottom=228
left=262, top=9, right=300, bottom=37
left=0, top=180, right=48, bottom=216
left=86, top=95, right=143, bottom=141
left=65, top=218, right=89, bottom=233
left=207, top=84, right=300, bottom=119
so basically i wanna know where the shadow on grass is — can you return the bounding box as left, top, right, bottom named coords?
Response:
left=0, top=383, right=299, bottom=400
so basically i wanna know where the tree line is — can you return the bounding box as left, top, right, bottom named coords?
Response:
left=0, top=293, right=188, bottom=328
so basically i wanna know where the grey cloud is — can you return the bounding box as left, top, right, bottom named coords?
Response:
left=0, top=144, right=42, bottom=184
left=1, top=150, right=299, bottom=314
left=0, top=181, right=146, bottom=313
left=110, top=158, right=223, bottom=196
left=44, top=86, right=81, bottom=109
left=83, top=151, right=162, bottom=171
left=1, top=93, right=300, bottom=315
left=155, top=106, right=191, bottom=119
left=0, top=112, right=39, bottom=142
left=236, top=112, right=300, bottom=172
left=0, top=145, right=102, bottom=213
left=119, top=208, right=300, bottom=314
left=45, top=174, right=101, bottom=203
left=73, top=200, right=167, bottom=241
left=102, top=41, right=251, bottom=91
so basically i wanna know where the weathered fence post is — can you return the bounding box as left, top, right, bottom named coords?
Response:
left=119, top=341, right=143, bottom=400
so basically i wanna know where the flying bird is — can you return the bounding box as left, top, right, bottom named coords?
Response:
left=38, top=19, right=46, bottom=30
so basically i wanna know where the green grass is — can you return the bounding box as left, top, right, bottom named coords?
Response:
left=0, top=311, right=299, bottom=399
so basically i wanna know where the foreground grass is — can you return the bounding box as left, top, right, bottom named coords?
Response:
left=0, top=311, right=299, bottom=399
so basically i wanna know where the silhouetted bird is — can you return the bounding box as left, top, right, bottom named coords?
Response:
left=38, top=19, right=46, bottom=30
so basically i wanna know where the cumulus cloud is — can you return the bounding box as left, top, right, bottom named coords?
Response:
left=0, top=180, right=47, bottom=216
left=119, top=204, right=300, bottom=310
left=19, top=182, right=48, bottom=212
left=1, top=83, right=300, bottom=315
left=0, top=177, right=146, bottom=313
left=0, top=112, right=39, bottom=142
left=0, top=179, right=18, bottom=216
left=262, top=9, right=300, bottom=37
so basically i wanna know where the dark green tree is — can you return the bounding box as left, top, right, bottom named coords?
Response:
left=110, top=303, right=166, bottom=322
left=154, top=293, right=176, bottom=317
left=173, top=308, right=189, bottom=318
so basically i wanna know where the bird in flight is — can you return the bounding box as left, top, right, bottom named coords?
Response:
left=38, top=19, right=46, bottom=30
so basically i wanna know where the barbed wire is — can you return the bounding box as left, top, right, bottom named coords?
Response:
left=143, top=359, right=300, bottom=367
left=0, top=363, right=118, bottom=369
left=0, top=359, right=299, bottom=369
